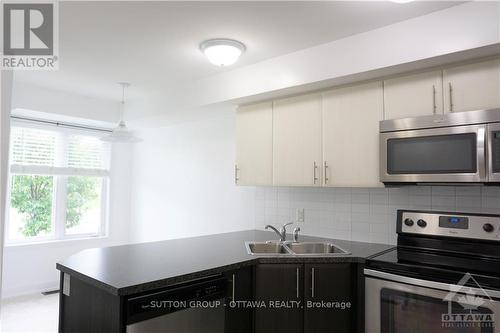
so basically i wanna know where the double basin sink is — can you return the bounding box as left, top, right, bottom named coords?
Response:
left=245, top=241, right=350, bottom=256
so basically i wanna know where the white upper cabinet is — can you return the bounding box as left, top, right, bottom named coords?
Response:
left=235, top=58, right=500, bottom=188
left=443, top=58, right=500, bottom=113
left=383, top=70, right=443, bottom=120
left=323, top=81, right=384, bottom=187
left=235, top=102, right=273, bottom=186
left=273, top=94, right=322, bottom=186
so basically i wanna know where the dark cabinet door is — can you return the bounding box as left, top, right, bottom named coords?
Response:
left=254, top=264, right=304, bottom=333
left=304, top=264, right=355, bottom=333
left=225, top=266, right=254, bottom=333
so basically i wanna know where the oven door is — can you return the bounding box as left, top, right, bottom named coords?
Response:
left=365, top=269, right=500, bottom=333
left=380, top=124, right=486, bottom=183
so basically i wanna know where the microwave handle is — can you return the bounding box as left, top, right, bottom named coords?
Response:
left=478, top=127, right=487, bottom=181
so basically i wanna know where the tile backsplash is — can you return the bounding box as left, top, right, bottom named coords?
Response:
left=254, top=186, right=500, bottom=245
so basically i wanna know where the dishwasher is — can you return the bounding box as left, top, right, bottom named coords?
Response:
left=126, top=275, right=227, bottom=333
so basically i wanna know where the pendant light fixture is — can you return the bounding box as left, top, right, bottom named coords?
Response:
left=101, top=82, right=142, bottom=143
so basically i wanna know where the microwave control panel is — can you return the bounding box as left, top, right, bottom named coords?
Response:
left=492, top=131, right=500, bottom=173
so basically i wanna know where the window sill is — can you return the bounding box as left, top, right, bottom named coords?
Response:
left=4, top=234, right=109, bottom=248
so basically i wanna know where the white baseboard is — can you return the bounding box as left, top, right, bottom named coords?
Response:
left=1, top=281, right=59, bottom=300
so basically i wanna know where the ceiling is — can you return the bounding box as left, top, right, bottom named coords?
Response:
left=14, top=1, right=462, bottom=104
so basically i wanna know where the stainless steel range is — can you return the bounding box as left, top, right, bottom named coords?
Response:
left=365, top=210, right=500, bottom=333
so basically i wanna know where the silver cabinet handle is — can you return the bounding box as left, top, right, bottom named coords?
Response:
left=448, top=82, right=454, bottom=112
left=432, top=85, right=437, bottom=114
left=311, top=268, right=315, bottom=298
left=313, top=162, right=318, bottom=184
left=324, top=161, right=329, bottom=185
left=296, top=267, right=300, bottom=299
left=234, top=165, right=239, bottom=184
left=232, top=273, right=236, bottom=300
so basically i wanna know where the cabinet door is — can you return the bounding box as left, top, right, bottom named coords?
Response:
left=254, top=264, right=303, bottom=333
left=273, top=94, right=322, bottom=186
left=304, top=264, right=355, bottom=333
left=322, top=82, right=384, bottom=187
left=383, top=70, right=443, bottom=120
left=225, top=267, right=253, bottom=333
left=235, top=102, right=273, bottom=185
left=444, top=58, right=500, bottom=113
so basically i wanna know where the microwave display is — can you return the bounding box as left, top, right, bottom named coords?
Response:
left=386, top=133, right=477, bottom=175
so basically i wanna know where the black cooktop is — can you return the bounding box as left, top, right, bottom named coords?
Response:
left=366, top=247, right=500, bottom=291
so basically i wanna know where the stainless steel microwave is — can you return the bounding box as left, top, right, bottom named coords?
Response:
left=379, top=109, right=500, bottom=184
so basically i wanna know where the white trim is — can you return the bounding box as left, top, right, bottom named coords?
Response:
left=10, top=115, right=112, bottom=134
left=4, top=234, right=108, bottom=248
left=1, top=280, right=59, bottom=300
left=10, top=165, right=110, bottom=177
left=54, top=176, right=66, bottom=240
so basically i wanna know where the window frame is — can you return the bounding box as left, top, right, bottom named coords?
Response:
left=5, top=120, right=111, bottom=245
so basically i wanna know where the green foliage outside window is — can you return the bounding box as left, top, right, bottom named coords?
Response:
left=10, top=175, right=99, bottom=237
left=66, top=176, right=99, bottom=229
left=10, top=175, right=53, bottom=237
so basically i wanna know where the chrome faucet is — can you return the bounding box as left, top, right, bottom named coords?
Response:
left=265, top=222, right=293, bottom=242
left=293, top=227, right=301, bottom=243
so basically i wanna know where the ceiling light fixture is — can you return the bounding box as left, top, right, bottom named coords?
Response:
left=100, top=82, right=142, bottom=143
left=200, top=38, right=246, bottom=67
left=390, top=0, right=414, bottom=3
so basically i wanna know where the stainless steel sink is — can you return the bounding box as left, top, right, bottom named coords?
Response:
left=285, top=242, right=350, bottom=255
left=245, top=241, right=349, bottom=256
left=245, top=241, right=291, bottom=255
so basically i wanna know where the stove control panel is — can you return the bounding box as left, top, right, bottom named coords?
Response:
left=399, top=210, right=500, bottom=241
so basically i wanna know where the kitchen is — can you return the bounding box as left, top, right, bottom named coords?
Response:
left=1, top=1, right=500, bottom=333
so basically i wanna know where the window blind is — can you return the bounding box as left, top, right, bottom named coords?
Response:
left=10, top=127, right=56, bottom=166
left=67, top=134, right=108, bottom=169
left=10, top=124, right=110, bottom=176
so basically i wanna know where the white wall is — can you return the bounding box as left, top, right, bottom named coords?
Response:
left=129, top=109, right=255, bottom=243
left=1, top=85, right=132, bottom=299
left=1, top=71, right=14, bottom=303
left=12, top=81, right=121, bottom=126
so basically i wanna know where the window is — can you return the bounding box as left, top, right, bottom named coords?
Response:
left=6, top=122, right=111, bottom=244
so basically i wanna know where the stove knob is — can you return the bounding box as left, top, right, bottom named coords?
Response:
left=417, top=219, right=427, bottom=228
left=483, top=223, right=495, bottom=233
left=404, top=218, right=414, bottom=227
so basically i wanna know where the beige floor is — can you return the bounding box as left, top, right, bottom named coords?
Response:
left=1, top=293, right=58, bottom=333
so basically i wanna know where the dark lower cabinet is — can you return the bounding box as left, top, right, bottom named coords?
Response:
left=254, top=263, right=357, bottom=333
left=254, top=264, right=303, bottom=333
left=225, top=266, right=254, bottom=333
left=59, top=273, right=124, bottom=333
left=303, top=264, right=356, bottom=333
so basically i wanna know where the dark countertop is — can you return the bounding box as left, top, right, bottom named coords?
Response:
left=56, top=230, right=395, bottom=296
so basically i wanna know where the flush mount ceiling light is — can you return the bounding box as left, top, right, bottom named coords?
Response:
left=200, top=39, right=246, bottom=67
left=100, top=82, right=142, bottom=143
left=390, top=0, right=414, bottom=3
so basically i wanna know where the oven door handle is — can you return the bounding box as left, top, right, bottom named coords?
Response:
left=364, top=269, right=500, bottom=299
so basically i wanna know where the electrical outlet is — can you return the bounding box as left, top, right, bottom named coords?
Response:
left=296, top=208, right=305, bottom=223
